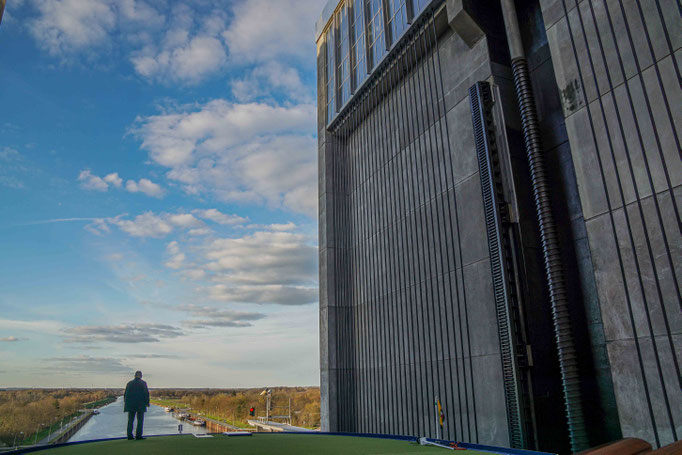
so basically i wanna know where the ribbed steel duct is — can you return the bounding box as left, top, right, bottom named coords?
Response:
left=499, top=0, right=588, bottom=451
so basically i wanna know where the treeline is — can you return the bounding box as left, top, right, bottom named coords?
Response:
left=0, top=389, right=114, bottom=445
left=151, top=387, right=320, bottom=429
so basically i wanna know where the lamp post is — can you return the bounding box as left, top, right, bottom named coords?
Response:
left=34, top=424, right=43, bottom=445
left=47, top=419, right=54, bottom=443
left=14, top=431, right=24, bottom=449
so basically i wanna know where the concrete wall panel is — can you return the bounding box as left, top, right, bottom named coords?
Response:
left=541, top=0, right=682, bottom=446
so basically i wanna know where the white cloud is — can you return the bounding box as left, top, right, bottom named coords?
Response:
left=25, top=0, right=165, bottom=64
left=28, top=0, right=117, bottom=60
left=165, top=253, right=185, bottom=269
left=0, top=149, right=29, bottom=188
left=125, top=178, right=165, bottom=197
left=192, top=209, right=246, bottom=225
left=231, top=62, right=311, bottom=103
left=166, top=240, right=180, bottom=255
left=78, top=169, right=109, bottom=191
left=64, top=323, right=184, bottom=343
left=207, top=284, right=317, bottom=306
left=223, top=0, right=322, bottom=63
left=188, top=227, right=212, bottom=236
left=162, top=228, right=318, bottom=306
left=132, top=34, right=227, bottom=85
left=45, top=356, right=132, bottom=374
left=179, top=304, right=266, bottom=328
left=84, top=210, right=232, bottom=238
left=24, top=0, right=323, bottom=92
left=182, top=268, right=207, bottom=280
left=26, top=0, right=226, bottom=84
left=133, top=100, right=313, bottom=166
left=78, top=170, right=163, bottom=197
left=103, top=172, right=123, bottom=187
left=133, top=100, right=317, bottom=216
left=0, top=176, right=25, bottom=189
left=167, top=213, right=202, bottom=228
left=245, top=222, right=297, bottom=232
left=270, top=222, right=296, bottom=231
left=84, top=218, right=112, bottom=236
left=203, top=231, right=317, bottom=286
left=114, top=212, right=173, bottom=238
left=165, top=241, right=186, bottom=269
left=0, top=146, right=21, bottom=162
left=0, top=318, right=65, bottom=335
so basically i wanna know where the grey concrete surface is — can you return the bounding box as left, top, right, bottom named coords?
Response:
left=542, top=0, right=682, bottom=447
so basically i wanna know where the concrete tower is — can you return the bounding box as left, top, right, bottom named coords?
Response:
left=316, top=0, right=681, bottom=453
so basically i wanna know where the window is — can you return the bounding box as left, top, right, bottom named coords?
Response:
left=411, top=0, right=431, bottom=16
left=366, top=0, right=386, bottom=70
left=336, top=6, right=351, bottom=107
left=349, top=0, right=367, bottom=91
left=386, top=0, right=408, bottom=44
left=326, top=24, right=336, bottom=123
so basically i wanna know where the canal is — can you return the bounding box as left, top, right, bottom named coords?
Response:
left=69, top=396, right=208, bottom=441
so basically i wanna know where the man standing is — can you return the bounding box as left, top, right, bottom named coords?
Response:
left=124, top=370, right=150, bottom=440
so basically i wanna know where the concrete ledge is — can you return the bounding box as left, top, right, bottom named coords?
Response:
left=446, top=0, right=484, bottom=48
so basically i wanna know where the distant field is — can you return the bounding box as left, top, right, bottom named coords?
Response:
left=36, top=434, right=496, bottom=454
left=149, top=398, right=189, bottom=409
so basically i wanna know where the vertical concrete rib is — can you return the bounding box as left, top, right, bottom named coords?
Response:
left=403, top=33, right=426, bottom=437
left=418, top=22, right=446, bottom=441
left=411, top=27, right=436, bottom=438
left=424, top=16, right=457, bottom=442
left=384, top=60, right=403, bottom=435
left=431, top=12, right=478, bottom=442
left=396, top=39, right=419, bottom=437
left=378, top=68, right=393, bottom=434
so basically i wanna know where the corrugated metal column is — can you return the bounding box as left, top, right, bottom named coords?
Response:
left=499, top=0, right=587, bottom=450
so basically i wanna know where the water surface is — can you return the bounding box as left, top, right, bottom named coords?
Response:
left=69, top=396, right=206, bottom=441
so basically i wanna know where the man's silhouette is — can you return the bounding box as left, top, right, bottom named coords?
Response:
left=124, top=370, right=150, bottom=440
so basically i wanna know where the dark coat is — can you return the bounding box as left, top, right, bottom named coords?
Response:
left=124, top=378, right=150, bottom=413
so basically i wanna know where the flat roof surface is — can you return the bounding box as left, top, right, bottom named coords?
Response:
left=29, top=434, right=501, bottom=454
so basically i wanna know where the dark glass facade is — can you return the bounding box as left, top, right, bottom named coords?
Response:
left=336, top=5, right=351, bottom=108
left=324, top=0, right=426, bottom=124
left=366, top=0, right=386, bottom=69
left=386, top=0, right=409, bottom=44
left=325, top=25, right=336, bottom=123
left=349, top=0, right=367, bottom=91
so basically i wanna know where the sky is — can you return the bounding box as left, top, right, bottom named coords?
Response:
left=0, top=0, right=326, bottom=388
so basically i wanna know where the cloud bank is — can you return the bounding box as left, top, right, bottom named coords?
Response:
left=132, top=100, right=317, bottom=216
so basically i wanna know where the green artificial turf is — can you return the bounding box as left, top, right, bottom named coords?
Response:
left=42, top=434, right=496, bottom=454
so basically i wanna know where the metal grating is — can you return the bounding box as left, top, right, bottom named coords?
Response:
left=469, top=81, right=526, bottom=449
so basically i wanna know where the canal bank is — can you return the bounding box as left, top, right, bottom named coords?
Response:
left=49, top=411, right=95, bottom=444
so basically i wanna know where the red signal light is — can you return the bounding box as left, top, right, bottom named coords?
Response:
left=249, top=407, right=255, bottom=416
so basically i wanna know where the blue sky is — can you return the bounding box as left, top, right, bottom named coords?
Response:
left=0, top=0, right=324, bottom=388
